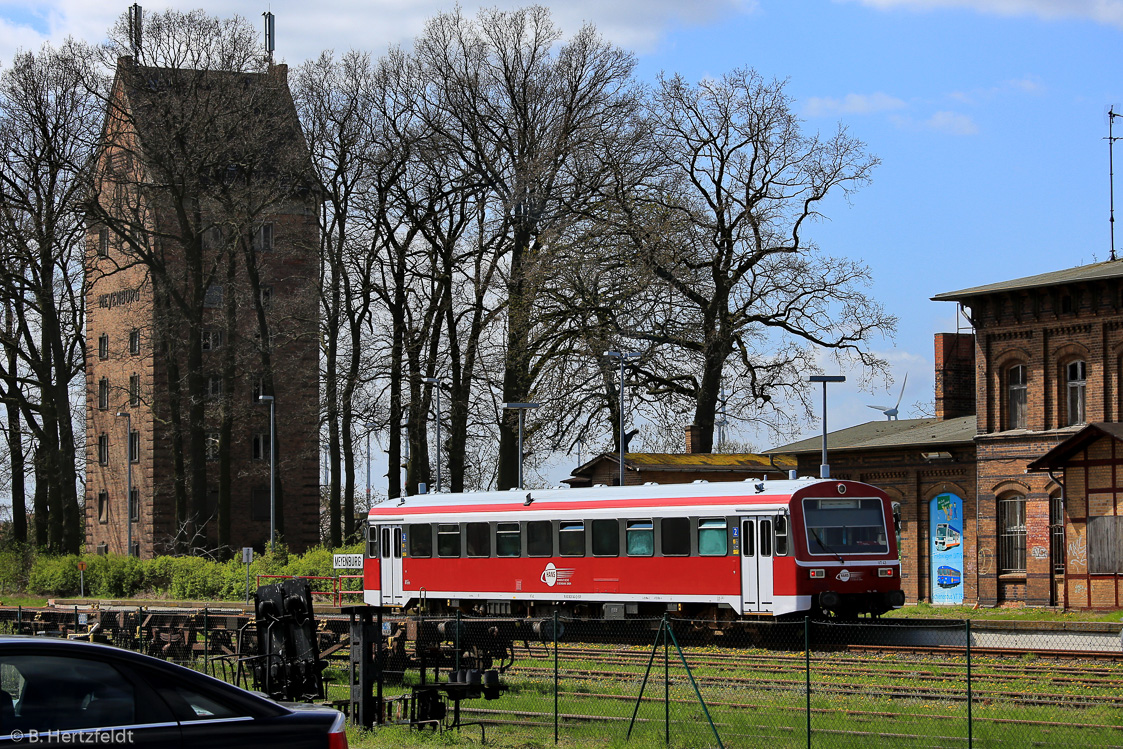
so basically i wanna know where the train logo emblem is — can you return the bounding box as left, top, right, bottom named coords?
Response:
left=836, top=569, right=851, bottom=582
left=541, top=563, right=575, bottom=587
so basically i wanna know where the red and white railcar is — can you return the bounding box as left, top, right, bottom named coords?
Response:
left=364, top=478, right=904, bottom=619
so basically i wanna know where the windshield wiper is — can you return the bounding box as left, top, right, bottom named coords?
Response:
left=810, top=527, right=846, bottom=564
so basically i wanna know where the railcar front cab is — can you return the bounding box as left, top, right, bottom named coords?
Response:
left=796, top=486, right=905, bottom=618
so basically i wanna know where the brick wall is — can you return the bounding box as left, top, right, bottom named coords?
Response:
left=964, top=279, right=1123, bottom=605
left=934, top=332, right=975, bottom=421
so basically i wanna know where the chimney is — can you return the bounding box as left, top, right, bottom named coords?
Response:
left=685, top=425, right=703, bottom=454
left=934, top=332, right=975, bottom=420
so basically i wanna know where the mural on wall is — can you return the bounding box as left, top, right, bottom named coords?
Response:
left=930, top=493, right=964, bottom=604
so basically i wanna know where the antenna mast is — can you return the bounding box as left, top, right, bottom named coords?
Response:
left=128, top=4, right=142, bottom=57
left=263, top=12, right=275, bottom=64
left=1109, top=107, right=1121, bottom=261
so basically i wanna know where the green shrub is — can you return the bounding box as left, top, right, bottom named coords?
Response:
left=88, top=555, right=144, bottom=598
left=21, top=544, right=366, bottom=601
left=0, top=543, right=34, bottom=595
left=28, top=555, right=81, bottom=596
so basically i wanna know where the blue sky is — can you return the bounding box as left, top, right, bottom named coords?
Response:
left=3, top=0, right=1121, bottom=483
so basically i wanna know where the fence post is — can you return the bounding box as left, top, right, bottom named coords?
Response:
left=553, top=610, right=559, bottom=745
left=455, top=609, right=461, bottom=675
left=966, top=618, right=972, bottom=748
left=664, top=614, right=669, bottom=746
left=805, top=616, right=811, bottom=749
left=203, top=607, right=209, bottom=673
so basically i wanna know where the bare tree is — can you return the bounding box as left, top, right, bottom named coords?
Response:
left=414, top=6, right=642, bottom=488
left=0, top=42, right=98, bottom=552
left=611, top=69, right=895, bottom=451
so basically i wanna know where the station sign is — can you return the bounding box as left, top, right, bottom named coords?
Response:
left=333, top=553, right=364, bottom=570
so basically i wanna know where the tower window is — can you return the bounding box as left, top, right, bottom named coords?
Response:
left=98, top=334, right=109, bottom=360
left=254, top=222, right=274, bottom=252
left=1006, top=364, right=1027, bottom=430
left=252, top=432, right=270, bottom=461
left=1066, top=361, right=1086, bottom=426
left=98, top=377, right=110, bottom=411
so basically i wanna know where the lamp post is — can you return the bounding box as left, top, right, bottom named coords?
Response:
left=604, top=351, right=640, bottom=487
left=115, top=411, right=132, bottom=557
left=423, top=377, right=442, bottom=492
left=502, top=402, right=540, bottom=490
left=259, top=395, right=276, bottom=550
left=366, top=425, right=372, bottom=512
left=808, top=375, right=845, bottom=479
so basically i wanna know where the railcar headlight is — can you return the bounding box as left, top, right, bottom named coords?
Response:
left=878, top=567, right=895, bottom=578
left=809, top=569, right=825, bottom=579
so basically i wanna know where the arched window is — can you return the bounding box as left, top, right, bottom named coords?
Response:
left=1007, top=364, right=1027, bottom=430
left=997, top=494, right=1026, bottom=573
left=1066, top=360, right=1086, bottom=426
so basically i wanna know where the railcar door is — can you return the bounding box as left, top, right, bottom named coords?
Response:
left=378, top=524, right=405, bottom=606
left=740, top=516, right=775, bottom=613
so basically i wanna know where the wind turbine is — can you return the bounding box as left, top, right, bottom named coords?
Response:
left=868, top=373, right=907, bottom=421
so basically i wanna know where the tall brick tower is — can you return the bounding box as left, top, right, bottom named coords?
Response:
left=84, top=55, right=320, bottom=558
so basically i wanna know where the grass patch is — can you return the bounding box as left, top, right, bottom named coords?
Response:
left=885, top=602, right=1123, bottom=623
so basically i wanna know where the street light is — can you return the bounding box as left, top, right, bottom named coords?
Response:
left=604, top=351, right=640, bottom=488
left=115, top=411, right=132, bottom=557
left=502, top=402, right=540, bottom=490
left=259, top=395, right=276, bottom=551
left=423, top=377, right=442, bottom=492
left=366, top=424, right=373, bottom=512
left=808, top=375, right=845, bottom=479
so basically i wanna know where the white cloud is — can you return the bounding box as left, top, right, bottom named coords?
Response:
left=804, top=92, right=908, bottom=118
left=891, top=110, right=979, bottom=134
left=839, top=0, right=1123, bottom=28
left=925, top=110, right=979, bottom=135
left=948, top=75, right=1044, bottom=103
left=0, top=0, right=759, bottom=66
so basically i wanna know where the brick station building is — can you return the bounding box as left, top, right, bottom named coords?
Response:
left=84, top=57, right=320, bottom=557
left=765, top=260, right=1123, bottom=609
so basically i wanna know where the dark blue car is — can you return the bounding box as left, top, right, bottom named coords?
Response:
left=0, top=636, right=347, bottom=748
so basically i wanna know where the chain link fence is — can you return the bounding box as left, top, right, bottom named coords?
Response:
left=1, top=605, right=1120, bottom=747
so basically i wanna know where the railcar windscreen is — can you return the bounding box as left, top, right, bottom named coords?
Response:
left=803, top=498, right=889, bottom=555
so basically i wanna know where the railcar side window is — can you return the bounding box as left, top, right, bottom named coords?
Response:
left=661, top=517, right=690, bottom=556
left=409, top=525, right=432, bottom=558
left=466, top=522, right=490, bottom=557
left=741, top=519, right=755, bottom=557
left=698, top=518, right=728, bottom=556
left=437, top=524, right=461, bottom=557
left=592, top=519, right=619, bottom=556
left=803, top=498, right=889, bottom=555
left=559, top=521, right=585, bottom=557
left=626, top=520, right=654, bottom=556
left=774, top=514, right=789, bottom=556
left=381, top=527, right=391, bottom=559
left=527, top=521, right=553, bottom=557
left=367, top=525, right=377, bottom=558
left=496, top=522, right=521, bottom=557
left=759, top=519, right=772, bottom=557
